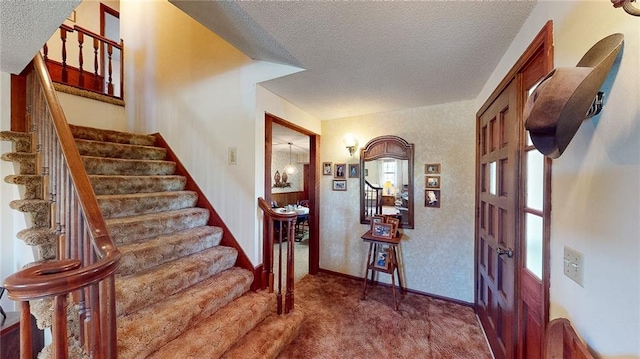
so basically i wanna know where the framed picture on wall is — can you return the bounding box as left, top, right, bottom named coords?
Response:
left=348, top=164, right=360, bottom=178
left=426, top=176, right=440, bottom=188
left=334, top=163, right=346, bottom=178
left=332, top=179, right=347, bottom=191
left=425, top=189, right=440, bottom=208
left=425, top=163, right=441, bottom=174
left=323, top=162, right=332, bottom=175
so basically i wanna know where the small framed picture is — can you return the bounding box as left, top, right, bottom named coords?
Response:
left=374, top=247, right=390, bottom=270
left=348, top=163, right=360, bottom=178
left=425, top=189, right=441, bottom=208
left=385, top=217, right=400, bottom=236
left=334, top=163, right=346, bottom=178
left=425, top=163, right=441, bottom=174
left=371, top=222, right=393, bottom=239
left=322, top=162, right=333, bottom=176
left=426, top=176, right=440, bottom=188
left=370, top=214, right=385, bottom=232
left=332, top=179, right=347, bottom=191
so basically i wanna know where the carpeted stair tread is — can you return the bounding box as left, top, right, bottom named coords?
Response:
left=116, top=245, right=238, bottom=317
left=4, top=174, right=42, bottom=199
left=75, top=138, right=167, bottom=160
left=117, top=267, right=253, bottom=359
left=149, top=291, right=273, bottom=359
left=0, top=131, right=31, bottom=152
left=89, top=174, right=186, bottom=195
left=1, top=152, right=36, bottom=174
left=222, top=305, right=305, bottom=359
left=98, top=190, right=198, bottom=219
left=9, top=199, right=49, bottom=227
left=82, top=155, right=176, bottom=176
left=17, top=227, right=57, bottom=246
left=69, top=124, right=156, bottom=146
left=106, top=207, right=210, bottom=244
left=117, top=226, right=223, bottom=277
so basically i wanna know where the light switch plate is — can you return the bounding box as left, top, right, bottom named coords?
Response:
left=228, top=147, right=237, bottom=165
left=563, top=246, right=585, bottom=287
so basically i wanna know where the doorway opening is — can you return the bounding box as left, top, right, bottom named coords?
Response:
left=265, top=113, right=320, bottom=281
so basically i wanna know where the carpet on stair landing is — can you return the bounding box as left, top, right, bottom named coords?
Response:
left=277, top=272, right=492, bottom=359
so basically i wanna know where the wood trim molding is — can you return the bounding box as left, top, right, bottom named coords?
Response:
left=477, top=20, right=554, bottom=117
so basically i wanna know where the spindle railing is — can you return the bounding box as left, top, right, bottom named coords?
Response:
left=43, top=24, right=124, bottom=99
left=258, top=197, right=296, bottom=314
left=3, top=53, right=120, bottom=359
left=364, top=180, right=383, bottom=218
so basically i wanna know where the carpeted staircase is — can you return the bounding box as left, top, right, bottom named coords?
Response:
left=1, top=125, right=303, bottom=358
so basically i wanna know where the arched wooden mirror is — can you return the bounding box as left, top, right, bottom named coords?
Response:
left=360, top=135, right=414, bottom=229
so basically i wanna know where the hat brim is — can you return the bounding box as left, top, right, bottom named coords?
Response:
left=524, top=33, right=624, bottom=159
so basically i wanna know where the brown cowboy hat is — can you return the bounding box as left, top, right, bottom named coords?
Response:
left=524, top=33, right=624, bottom=159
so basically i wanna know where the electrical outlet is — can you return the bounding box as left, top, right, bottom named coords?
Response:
left=563, top=246, right=585, bottom=287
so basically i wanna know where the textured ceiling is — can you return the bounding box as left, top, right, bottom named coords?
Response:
left=0, top=0, right=80, bottom=74
left=273, top=123, right=310, bottom=154
left=171, top=0, right=536, bottom=120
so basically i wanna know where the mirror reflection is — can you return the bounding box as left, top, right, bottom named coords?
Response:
left=360, top=136, right=414, bottom=228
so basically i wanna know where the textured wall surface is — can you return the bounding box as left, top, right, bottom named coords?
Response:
left=320, top=100, right=476, bottom=302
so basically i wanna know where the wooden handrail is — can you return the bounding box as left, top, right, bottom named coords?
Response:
left=3, top=52, right=120, bottom=358
left=258, top=197, right=296, bottom=314
left=74, top=25, right=122, bottom=49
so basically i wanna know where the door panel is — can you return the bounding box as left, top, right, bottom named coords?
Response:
left=476, top=79, right=519, bottom=359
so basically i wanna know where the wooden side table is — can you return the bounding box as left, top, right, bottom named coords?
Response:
left=361, top=230, right=404, bottom=310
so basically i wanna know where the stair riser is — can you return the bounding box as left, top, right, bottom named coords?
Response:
left=90, top=175, right=187, bottom=195
left=82, top=156, right=176, bottom=176
left=117, top=227, right=223, bottom=277
left=70, top=125, right=156, bottom=146
left=76, top=139, right=167, bottom=161
left=116, top=246, right=238, bottom=317
left=0, top=131, right=31, bottom=152
left=150, top=293, right=273, bottom=359
left=98, top=192, right=198, bottom=219
left=1, top=152, right=37, bottom=175
left=107, top=209, right=210, bottom=245
left=117, top=268, right=253, bottom=359
left=9, top=200, right=50, bottom=227
left=5, top=175, right=43, bottom=200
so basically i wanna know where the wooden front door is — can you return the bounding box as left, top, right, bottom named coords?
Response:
left=476, top=78, right=519, bottom=359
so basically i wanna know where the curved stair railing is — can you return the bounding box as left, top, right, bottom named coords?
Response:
left=257, top=197, right=296, bottom=314
left=3, top=53, right=120, bottom=359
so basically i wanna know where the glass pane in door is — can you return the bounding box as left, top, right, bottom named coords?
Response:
left=525, top=213, right=543, bottom=279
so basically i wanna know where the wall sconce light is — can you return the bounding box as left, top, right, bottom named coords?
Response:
left=343, top=134, right=358, bottom=157
left=612, top=0, right=640, bottom=16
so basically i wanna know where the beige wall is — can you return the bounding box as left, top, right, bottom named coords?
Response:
left=120, top=0, right=318, bottom=264
left=477, top=2, right=640, bottom=357
left=320, top=100, right=477, bottom=302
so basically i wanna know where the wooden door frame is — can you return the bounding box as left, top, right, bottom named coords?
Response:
left=265, top=113, right=320, bottom=275
left=475, top=21, right=553, bottom=358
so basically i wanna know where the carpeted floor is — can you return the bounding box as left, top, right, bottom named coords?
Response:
left=278, top=272, right=492, bottom=359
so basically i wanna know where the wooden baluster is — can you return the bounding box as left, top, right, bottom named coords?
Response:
left=107, top=44, right=113, bottom=95
left=93, top=38, right=99, bottom=92
left=285, top=217, right=295, bottom=314
left=19, top=301, right=33, bottom=359
left=52, top=295, right=69, bottom=359
left=43, top=43, right=48, bottom=61
left=61, top=27, right=68, bottom=83
left=120, top=40, right=125, bottom=98
left=276, top=220, right=283, bottom=315
left=78, top=32, right=84, bottom=88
